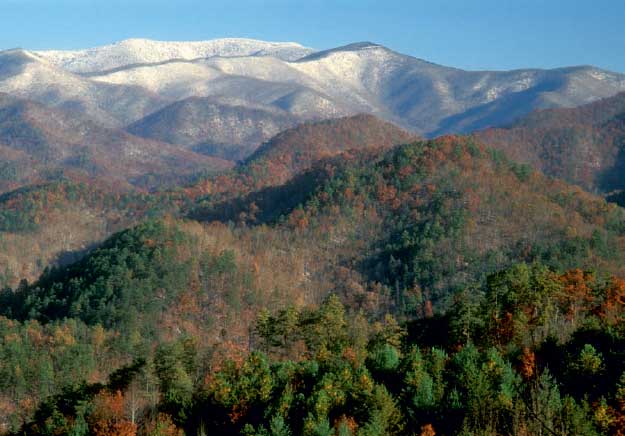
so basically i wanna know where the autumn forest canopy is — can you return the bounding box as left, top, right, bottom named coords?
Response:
left=0, top=89, right=625, bottom=436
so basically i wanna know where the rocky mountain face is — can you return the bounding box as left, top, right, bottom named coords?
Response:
left=0, top=38, right=623, bottom=162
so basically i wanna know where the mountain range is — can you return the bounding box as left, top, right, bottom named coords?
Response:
left=0, top=38, right=624, bottom=167
left=2, top=38, right=625, bottom=434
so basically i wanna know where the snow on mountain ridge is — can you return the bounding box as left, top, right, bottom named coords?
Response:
left=33, top=38, right=316, bottom=74
left=86, top=42, right=405, bottom=117
left=0, top=48, right=169, bottom=128
left=4, top=39, right=625, bottom=138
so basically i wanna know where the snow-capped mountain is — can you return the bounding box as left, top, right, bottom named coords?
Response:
left=32, top=38, right=315, bottom=73
left=1, top=38, right=625, bottom=158
left=0, top=48, right=168, bottom=127
left=127, top=97, right=299, bottom=161
left=83, top=40, right=625, bottom=135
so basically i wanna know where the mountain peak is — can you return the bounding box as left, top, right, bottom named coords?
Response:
left=31, top=38, right=316, bottom=73
left=112, top=37, right=309, bottom=50
left=297, top=41, right=389, bottom=62
left=3, top=38, right=625, bottom=141
left=337, top=41, right=383, bottom=50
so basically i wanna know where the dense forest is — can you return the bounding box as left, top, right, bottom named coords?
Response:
left=1, top=261, right=624, bottom=435
left=0, top=106, right=624, bottom=435
left=475, top=92, right=625, bottom=199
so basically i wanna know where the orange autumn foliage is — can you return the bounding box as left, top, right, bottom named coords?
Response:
left=335, top=415, right=358, bottom=434
left=559, top=269, right=594, bottom=303
left=601, top=278, right=625, bottom=325
left=519, top=347, right=536, bottom=380
left=89, top=390, right=136, bottom=436
left=420, top=423, right=436, bottom=436
left=558, top=269, right=595, bottom=325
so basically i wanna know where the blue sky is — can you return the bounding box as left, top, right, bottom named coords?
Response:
left=1, top=0, right=624, bottom=73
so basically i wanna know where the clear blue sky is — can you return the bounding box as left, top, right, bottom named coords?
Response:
left=2, top=0, right=624, bottom=73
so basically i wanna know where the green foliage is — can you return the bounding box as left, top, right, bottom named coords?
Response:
left=0, top=187, right=39, bottom=232
left=0, top=220, right=191, bottom=330
left=0, top=180, right=171, bottom=233
left=16, top=358, right=145, bottom=436
left=155, top=339, right=197, bottom=418
left=509, top=161, right=533, bottom=182
left=3, top=127, right=625, bottom=436
left=367, top=343, right=400, bottom=372
left=10, top=266, right=624, bottom=436
left=0, top=161, right=18, bottom=181
left=269, top=414, right=292, bottom=436
left=0, top=317, right=103, bottom=430
left=577, top=344, right=605, bottom=375
left=402, top=346, right=436, bottom=409
left=380, top=185, right=468, bottom=312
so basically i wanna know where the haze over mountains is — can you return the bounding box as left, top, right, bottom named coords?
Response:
left=0, top=38, right=624, bottom=166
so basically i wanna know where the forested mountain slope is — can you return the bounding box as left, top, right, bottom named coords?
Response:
left=5, top=135, right=625, bottom=340
left=0, top=114, right=412, bottom=292
left=195, top=135, right=625, bottom=312
left=0, top=93, right=233, bottom=192
left=0, top=97, right=623, bottom=434
left=475, top=91, right=625, bottom=198
left=185, top=114, right=418, bottom=202
left=1, top=135, right=625, bottom=434
left=0, top=180, right=180, bottom=288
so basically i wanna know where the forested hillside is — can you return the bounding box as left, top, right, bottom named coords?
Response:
left=2, top=261, right=624, bottom=435
left=0, top=180, right=179, bottom=288
left=0, top=115, right=414, bottom=291
left=0, top=93, right=233, bottom=193
left=185, top=114, right=417, bottom=202
left=195, top=135, right=625, bottom=313
left=475, top=92, right=625, bottom=200
left=0, top=129, right=624, bottom=434
left=2, top=14, right=625, bottom=434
